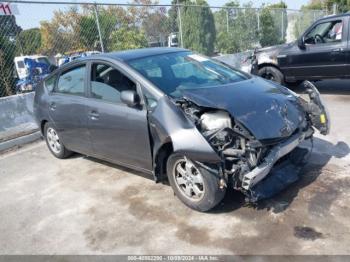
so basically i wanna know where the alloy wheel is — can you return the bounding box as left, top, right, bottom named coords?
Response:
left=173, top=157, right=205, bottom=201
left=46, top=127, right=62, bottom=154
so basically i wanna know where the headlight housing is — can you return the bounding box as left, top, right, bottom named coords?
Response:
left=200, top=110, right=232, bottom=131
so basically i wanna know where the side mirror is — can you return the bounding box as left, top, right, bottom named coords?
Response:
left=298, top=36, right=306, bottom=49
left=121, top=90, right=140, bottom=107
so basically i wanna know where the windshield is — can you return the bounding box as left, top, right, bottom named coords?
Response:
left=127, top=51, right=248, bottom=98
left=36, top=57, right=51, bottom=65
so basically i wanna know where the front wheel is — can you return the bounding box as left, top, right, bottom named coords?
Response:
left=167, top=153, right=226, bottom=212
left=44, top=122, right=73, bottom=159
left=258, top=66, right=285, bottom=85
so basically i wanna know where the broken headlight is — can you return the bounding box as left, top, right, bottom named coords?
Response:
left=200, top=110, right=232, bottom=131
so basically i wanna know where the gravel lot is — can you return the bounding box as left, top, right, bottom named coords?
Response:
left=1, top=80, right=350, bottom=255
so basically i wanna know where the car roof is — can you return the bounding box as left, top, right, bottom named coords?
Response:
left=15, top=55, right=47, bottom=61
left=89, top=47, right=189, bottom=62
left=318, top=12, right=350, bottom=21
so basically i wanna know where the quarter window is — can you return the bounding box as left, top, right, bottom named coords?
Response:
left=56, top=65, right=86, bottom=96
left=90, top=63, right=136, bottom=103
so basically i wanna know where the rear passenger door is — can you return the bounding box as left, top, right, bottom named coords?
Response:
left=86, top=61, right=153, bottom=172
left=48, top=63, right=92, bottom=154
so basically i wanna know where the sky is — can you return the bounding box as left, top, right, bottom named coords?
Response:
left=12, top=0, right=310, bottom=29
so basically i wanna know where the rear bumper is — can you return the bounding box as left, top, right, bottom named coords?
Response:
left=241, top=131, right=307, bottom=190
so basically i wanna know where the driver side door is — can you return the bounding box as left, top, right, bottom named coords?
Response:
left=86, top=61, right=153, bottom=172
left=281, top=17, right=349, bottom=80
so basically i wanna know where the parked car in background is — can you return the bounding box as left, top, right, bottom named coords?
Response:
left=251, top=13, right=350, bottom=85
left=15, top=55, right=51, bottom=80
left=34, top=48, right=330, bottom=211
left=14, top=55, right=56, bottom=93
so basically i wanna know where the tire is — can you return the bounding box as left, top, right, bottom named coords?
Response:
left=44, top=122, right=73, bottom=159
left=166, top=153, right=226, bottom=212
left=258, top=66, right=285, bottom=85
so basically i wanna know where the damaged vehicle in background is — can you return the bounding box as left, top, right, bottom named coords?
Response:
left=250, top=13, right=350, bottom=85
left=34, top=48, right=330, bottom=211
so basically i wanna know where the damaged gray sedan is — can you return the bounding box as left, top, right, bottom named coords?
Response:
left=34, top=48, right=330, bottom=211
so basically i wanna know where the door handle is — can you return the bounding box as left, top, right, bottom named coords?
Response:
left=89, top=111, right=99, bottom=120
left=49, top=102, right=56, bottom=111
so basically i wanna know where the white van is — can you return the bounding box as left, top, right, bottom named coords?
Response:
left=14, top=55, right=51, bottom=79
left=167, top=33, right=179, bottom=47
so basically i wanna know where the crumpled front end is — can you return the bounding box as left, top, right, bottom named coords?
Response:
left=178, top=81, right=330, bottom=202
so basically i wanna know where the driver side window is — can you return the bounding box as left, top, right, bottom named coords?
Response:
left=90, top=63, right=136, bottom=103
left=305, top=20, right=343, bottom=45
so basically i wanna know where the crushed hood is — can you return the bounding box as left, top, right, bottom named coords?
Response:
left=180, top=77, right=305, bottom=141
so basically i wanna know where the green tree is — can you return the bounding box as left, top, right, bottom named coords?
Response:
left=17, top=28, right=41, bottom=55
left=215, top=1, right=259, bottom=53
left=77, top=15, right=97, bottom=50
left=259, top=8, right=281, bottom=47
left=306, top=0, right=350, bottom=13
left=142, top=9, right=170, bottom=45
left=0, top=15, right=22, bottom=39
left=181, top=0, right=216, bottom=55
left=268, top=2, right=288, bottom=43
left=259, top=2, right=287, bottom=47
left=168, top=0, right=187, bottom=33
left=109, top=27, right=148, bottom=51
left=293, top=1, right=326, bottom=39
left=40, top=7, right=82, bottom=55
left=0, top=15, right=21, bottom=96
left=0, top=35, right=16, bottom=96
left=77, top=8, right=118, bottom=52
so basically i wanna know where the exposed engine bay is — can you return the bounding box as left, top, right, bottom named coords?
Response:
left=176, top=81, right=330, bottom=202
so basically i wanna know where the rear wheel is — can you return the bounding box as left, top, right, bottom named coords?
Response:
left=44, top=122, right=72, bottom=159
left=258, top=66, right=285, bottom=85
left=167, top=153, right=226, bottom=212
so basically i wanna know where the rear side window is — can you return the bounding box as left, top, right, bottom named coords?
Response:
left=44, top=75, right=57, bottom=92
left=56, top=65, right=86, bottom=96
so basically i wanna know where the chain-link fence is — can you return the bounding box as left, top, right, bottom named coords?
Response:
left=0, top=1, right=327, bottom=97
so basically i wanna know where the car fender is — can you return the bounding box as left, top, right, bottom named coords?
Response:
left=256, top=53, right=279, bottom=68
left=148, top=96, right=222, bottom=170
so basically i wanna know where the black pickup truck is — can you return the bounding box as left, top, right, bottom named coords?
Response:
left=252, top=13, right=350, bottom=84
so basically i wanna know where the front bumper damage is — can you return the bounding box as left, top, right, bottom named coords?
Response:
left=241, top=131, right=307, bottom=191
left=176, top=81, right=330, bottom=203
left=241, top=131, right=311, bottom=202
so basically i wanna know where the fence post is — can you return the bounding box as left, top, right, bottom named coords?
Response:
left=226, top=9, right=229, bottom=33
left=177, top=0, right=184, bottom=47
left=281, top=9, right=284, bottom=42
left=257, top=9, right=260, bottom=31
left=93, top=3, right=105, bottom=53
left=332, top=3, right=337, bottom=14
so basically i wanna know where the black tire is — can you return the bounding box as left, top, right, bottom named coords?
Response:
left=258, top=66, right=285, bottom=85
left=167, top=153, right=226, bottom=212
left=44, top=122, right=72, bottom=159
